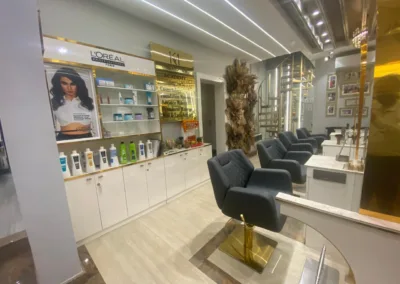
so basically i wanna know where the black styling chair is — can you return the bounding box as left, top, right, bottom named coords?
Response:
left=296, top=128, right=326, bottom=148
left=207, top=149, right=292, bottom=272
left=257, top=139, right=311, bottom=184
left=278, top=131, right=318, bottom=154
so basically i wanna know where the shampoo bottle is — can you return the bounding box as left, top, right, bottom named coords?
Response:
left=129, top=141, right=137, bottom=163
left=85, top=148, right=95, bottom=173
left=146, top=140, right=153, bottom=159
left=120, top=142, right=128, bottom=164
left=132, top=90, right=138, bottom=105
left=99, top=146, right=109, bottom=169
left=118, top=92, right=124, bottom=104
left=109, top=144, right=119, bottom=167
left=138, top=140, right=146, bottom=161
left=70, top=150, right=83, bottom=176
left=59, top=152, right=71, bottom=178
left=146, top=92, right=152, bottom=105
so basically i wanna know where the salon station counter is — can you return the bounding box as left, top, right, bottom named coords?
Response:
left=322, top=140, right=366, bottom=160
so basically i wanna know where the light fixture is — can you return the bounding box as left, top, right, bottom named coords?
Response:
left=329, top=51, right=334, bottom=55
left=325, top=39, right=331, bottom=43
left=141, top=0, right=262, bottom=61
left=151, top=50, right=193, bottom=62
left=224, top=0, right=290, bottom=54
left=58, top=47, right=68, bottom=54
left=321, top=32, right=328, bottom=37
left=316, top=21, right=324, bottom=26
left=183, top=0, right=275, bottom=56
left=324, top=56, right=329, bottom=62
left=312, top=10, right=320, bottom=16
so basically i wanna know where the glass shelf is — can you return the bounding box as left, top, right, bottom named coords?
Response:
left=102, top=119, right=160, bottom=124
left=97, top=85, right=156, bottom=93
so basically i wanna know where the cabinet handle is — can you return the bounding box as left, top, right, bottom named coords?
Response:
left=98, top=175, right=103, bottom=178
left=185, top=153, right=188, bottom=155
left=180, top=154, right=183, bottom=156
left=184, top=158, right=186, bottom=160
left=86, top=177, right=92, bottom=181
left=146, top=169, right=149, bottom=171
left=97, top=183, right=101, bottom=187
left=148, top=162, right=152, bottom=165
left=140, top=164, right=144, bottom=167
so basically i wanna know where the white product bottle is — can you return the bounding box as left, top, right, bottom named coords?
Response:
left=85, top=148, right=95, bottom=173
left=138, top=140, right=146, bottom=161
left=59, top=152, right=71, bottom=178
left=132, top=90, right=138, bottom=105
left=146, top=140, right=153, bottom=159
left=109, top=144, right=120, bottom=167
left=70, top=150, right=83, bottom=176
left=99, top=146, right=109, bottom=169
left=118, top=92, right=124, bottom=104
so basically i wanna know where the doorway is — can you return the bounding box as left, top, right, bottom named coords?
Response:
left=201, top=83, right=217, bottom=156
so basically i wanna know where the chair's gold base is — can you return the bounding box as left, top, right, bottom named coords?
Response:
left=219, top=219, right=277, bottom=273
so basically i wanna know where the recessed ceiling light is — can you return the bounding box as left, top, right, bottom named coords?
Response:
left=329, top=51, right=334, bottom=55
left=325, top=39, right=331, bottom=43
left=316, top=21, right=324, bottom=26
left=184, top=0, right=275, bottom=56
left=58, top=47, right=68, bottom=54
left=141, top=0, right=262, bottom=61
left=324, top=56, right=329, bottom=62
left=224, top=0, right=290, bottom=54
left=312, top=10, right=320, bottom=16
left=321, top=32, right=328, bottom=37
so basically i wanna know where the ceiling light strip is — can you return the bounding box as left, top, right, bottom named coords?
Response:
left=184, top=0, right=275, bottom=57
left=151, top=50, right=193, bottom=62
left=224, top=0, right=290, bottom=54
left=141, top=0, right=262, bottom=61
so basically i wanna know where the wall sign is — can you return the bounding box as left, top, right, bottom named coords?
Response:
left=43, top=37, right=155, bottom=76
left=150, top=42, right=194, bottom=69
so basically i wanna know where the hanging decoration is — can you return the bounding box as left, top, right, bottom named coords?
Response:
left=224, top=59, right=257, bottom=154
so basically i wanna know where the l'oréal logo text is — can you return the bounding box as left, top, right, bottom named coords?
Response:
left=90, top=51, right=125, bottom=67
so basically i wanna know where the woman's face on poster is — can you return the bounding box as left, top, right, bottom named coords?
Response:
left=60, top=76, right=77, bottom=97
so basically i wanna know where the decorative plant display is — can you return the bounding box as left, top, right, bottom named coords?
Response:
left=224, top=59, right=257, bottom=154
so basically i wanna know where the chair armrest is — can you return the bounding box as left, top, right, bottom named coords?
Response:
left=247, top=168, right=292, bottom=195
left=289, top=143, right=313, bottom=153
left=298, top=138, right=318, bottom=148
left=284, top=151, right=312, bottom=165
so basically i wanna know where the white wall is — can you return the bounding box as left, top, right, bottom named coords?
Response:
left=37, top=0, right=235, bottom=77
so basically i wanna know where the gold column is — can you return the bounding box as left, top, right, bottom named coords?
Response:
left=360, top=0, right=400, bottom=222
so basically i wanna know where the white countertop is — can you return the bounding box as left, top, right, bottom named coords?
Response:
left=305, top=155, right=364, bottom=175
left=322, top=140, right=366, bottom=148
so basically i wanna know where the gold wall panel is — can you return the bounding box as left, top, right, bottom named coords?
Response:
left=150, top=42, right=194, bottom=69
left=361, top=0, right=400, bottom=221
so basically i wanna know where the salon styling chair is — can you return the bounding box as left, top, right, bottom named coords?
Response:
left=207, top=149, right=292, bottom=272
left=279, top=131, right=318, bottom=154
left=257, top=139, right=311, bottom=184
left=296, top=127, right=326, bottom=148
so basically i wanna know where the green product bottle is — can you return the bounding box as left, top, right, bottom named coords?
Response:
left=119, top=142, right=128, bottom=164
left=129, top=141, right=137, bottom=163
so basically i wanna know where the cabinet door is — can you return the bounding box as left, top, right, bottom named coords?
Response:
left=184, top=149, right=200, bottom=189
left=164, top=153, right=186, bottom=199
left=123, top=163, right=149, bottom=217
left=199, top=146, right=212, bottom=182
left=96, top=169, right=128, bottom=229
left=65, top=177, right=102, bottom=242
left=146, top=158, right=167, bottom=206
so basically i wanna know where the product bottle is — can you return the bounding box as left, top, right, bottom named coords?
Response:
left=146, top=140, right=153, bottom=159
left=118, top=92, right=124, bottom=104
left=59, top=152, right=71, bottom=178
left=138, top=140, right=146, bottom=161
left=99, top=146, right=109, bottom=169
left=146, top=92, right=152, bottom=105
left=120, top=142, right=128, bottom=164
left=132, top=90, right=138, bottom=105
left=85, top=148, right=95, bottom=173
left=70, top=150, right=83, bottom=176
left=129, top=141, right=137, bottom=163
left=109, top=144, right=119, bottom=167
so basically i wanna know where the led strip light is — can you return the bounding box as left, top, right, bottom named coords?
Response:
left=141, top=0, right=262, bottom=61
left=224, top=0, right=290, bottom=54
left=183, top=0, right=275, bottom=57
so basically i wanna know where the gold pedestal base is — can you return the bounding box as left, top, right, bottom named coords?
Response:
left=219, top=221, right=277, bottom=273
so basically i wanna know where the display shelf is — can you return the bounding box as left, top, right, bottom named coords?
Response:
left=56, top=132, right=161, bottom=145
left=102, top=119, right=160, bottom=124
left=100, top=104, right=158, bottom=107
left=97, top=86, right=156, bottom=93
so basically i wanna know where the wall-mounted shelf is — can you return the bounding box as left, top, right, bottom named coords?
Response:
left=97, top=86, right=156, bottom=93
left=102, top=119, right=160, bottom=124
left=100, top=104, right=158, bottom=107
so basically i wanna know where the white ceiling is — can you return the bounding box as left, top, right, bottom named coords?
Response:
left=96, top=0, right=312, bottom=62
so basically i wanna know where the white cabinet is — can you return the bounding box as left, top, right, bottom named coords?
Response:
left=96, top=169, right=127, bottom=229
left=123, top=163, right=149, bottom=217
left=199, top=146, right=212, bottom=182
left=184, top=149, right=200, bottom=189
left=164, top=153, right=186, bottom=199
left=146, top=158, right=167, bottom=206
left=65, top=177, right=102, bottom=242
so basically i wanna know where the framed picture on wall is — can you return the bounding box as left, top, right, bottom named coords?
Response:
left=341, top=82, right=370, bottom=97
left=44, top=63, right=101, bottom=142
left=344, top=71, right=360, bottom=81
left=326, top=104, right=336, bottom=117
left=327, top=74, right=337, bottom=90
left=327, top=92, right=337, bottom=102
left=345, top=98, right=363, bottom=106
left=354, top=107, right=369, bottom=117
left=339, top=107, right=354, bottom=117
